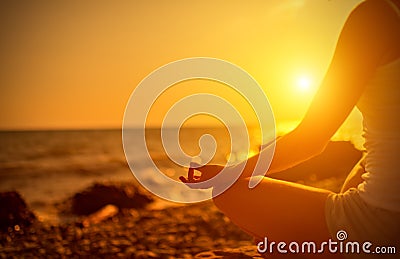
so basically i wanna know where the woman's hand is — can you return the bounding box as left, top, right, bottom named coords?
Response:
left=179, top=163, right=224, bottom=185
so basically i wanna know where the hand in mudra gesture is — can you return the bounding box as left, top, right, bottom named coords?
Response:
left=179, top=163, right=228, bottom=189
left=179, top=162, right=252, bottom=190
left=179, top=162, right=224, bottom=182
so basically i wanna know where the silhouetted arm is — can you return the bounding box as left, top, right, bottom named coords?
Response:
left=242, top=0, right=399, bottom=177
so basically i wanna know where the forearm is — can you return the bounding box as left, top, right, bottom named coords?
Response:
left=237, top=127, right=327, bottom=179
left=266, top=128, right=327, bottom=174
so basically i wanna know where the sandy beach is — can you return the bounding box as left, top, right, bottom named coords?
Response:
left=1, top=196, right=254, bottom=258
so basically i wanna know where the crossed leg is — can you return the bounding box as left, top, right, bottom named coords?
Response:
left=212, top=177, right=342, bottom=258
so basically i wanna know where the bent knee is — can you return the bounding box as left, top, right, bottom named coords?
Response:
left=212, top=176, right=281, bottom=211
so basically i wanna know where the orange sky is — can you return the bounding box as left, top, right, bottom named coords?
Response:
left=0, top=0, right=362, bottom=130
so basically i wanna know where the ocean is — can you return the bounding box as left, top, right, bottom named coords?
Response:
left=0, top=123, right=363, bottom=222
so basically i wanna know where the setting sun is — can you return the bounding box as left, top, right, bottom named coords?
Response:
left=296, top=75, right=312, bottom=92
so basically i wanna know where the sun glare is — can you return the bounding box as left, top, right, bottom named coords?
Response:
left=296, top=75, right=312, bottom=92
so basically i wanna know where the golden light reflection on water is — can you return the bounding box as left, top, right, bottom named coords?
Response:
left=275, top=112, right=364, bottom=151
